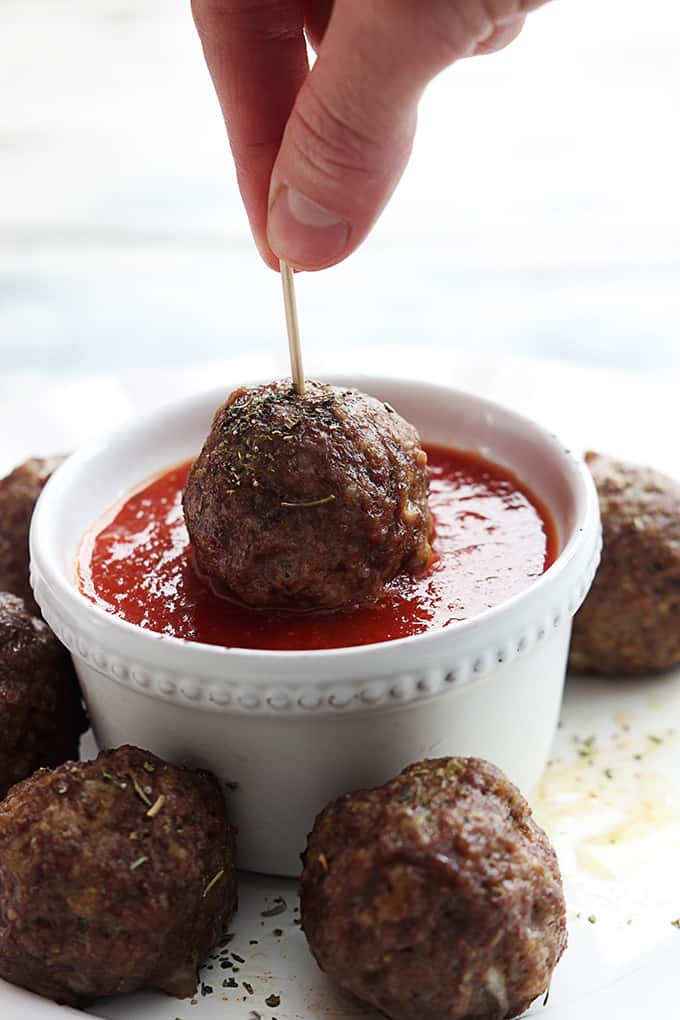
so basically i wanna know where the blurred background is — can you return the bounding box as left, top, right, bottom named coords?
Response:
left=1, top=0, right=679, bottom=382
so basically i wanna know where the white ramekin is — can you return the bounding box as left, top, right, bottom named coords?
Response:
left=31, top=376, right=600, bottom=876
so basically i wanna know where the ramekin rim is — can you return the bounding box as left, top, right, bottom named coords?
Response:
left=30, top=375, right=601, bottom=671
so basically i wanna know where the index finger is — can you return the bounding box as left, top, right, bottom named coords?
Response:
left=192, top=0, right=309, bottom=267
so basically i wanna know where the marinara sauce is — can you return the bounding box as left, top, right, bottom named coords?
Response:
left=79, top=446, right=557, bottom=651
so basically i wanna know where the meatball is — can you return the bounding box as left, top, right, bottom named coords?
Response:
left=570, top=452, right=680, bottom=674
left=0, top=456, right=64, bottom=614
left=183, top=380, right=432, bottom=609
left=301, top=758, right=567, bottom=1020
left=0, top=745, right=237, bottom=1005
left=0, top=592, right=87, bottom=797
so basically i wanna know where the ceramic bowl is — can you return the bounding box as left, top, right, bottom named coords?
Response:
left=30, top=375, right=601, bottom=876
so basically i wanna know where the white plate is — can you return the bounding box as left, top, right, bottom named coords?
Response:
left=2, top=349, right=679, bottom=1019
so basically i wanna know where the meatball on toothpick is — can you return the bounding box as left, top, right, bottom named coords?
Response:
left=183, top=380, right=433, bottom=609
left=301, top=758, right=567, bottom=1020
left=0, top=745, right=236, bottom=1006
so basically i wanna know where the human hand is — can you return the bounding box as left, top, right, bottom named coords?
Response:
left=192, top=1, right=551, bottom=271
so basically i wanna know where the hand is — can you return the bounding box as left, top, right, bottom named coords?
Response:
left=192, top=0, right=550, bottom=271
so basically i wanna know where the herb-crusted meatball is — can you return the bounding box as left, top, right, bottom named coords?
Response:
left=0, top=592, right=86, bottom=797
left=0, top=456, right=64, bottom=615
left=183, top=380, right=433, bottom=609
left=0, top=745, right=236, bottom=1006
left=570, top=452, right=680, bottom=674
left=301, top=758, right=567, bottom=1020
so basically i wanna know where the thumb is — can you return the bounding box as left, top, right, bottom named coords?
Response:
left=267, top=3, right=434, bottom=271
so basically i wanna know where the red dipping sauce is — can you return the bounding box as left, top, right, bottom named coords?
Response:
left=79, top=446, right=557, bottom=651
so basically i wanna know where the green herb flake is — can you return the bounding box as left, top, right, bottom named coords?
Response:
left=130, top=856, right=149, bottom=871
left=280, top=494, right=335, bottom=509
left=131, top=776, right=152, bottom=807
left=587, top=914, right=597, bottom=925
left=261, top=897, right=287, bottom=918
left=203, top=869, right=225, bottom=898
left=146, top=794, right=165, bottom=818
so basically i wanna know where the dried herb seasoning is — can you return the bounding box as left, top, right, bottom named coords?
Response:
left=261, top=897, right=287, bottom=918
left=131, top=775, right=151, bottom=807
left=203, top=868, right=225, bottom=898
left=146, top=794, right=165, bottom=818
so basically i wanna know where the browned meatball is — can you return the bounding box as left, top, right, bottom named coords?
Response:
left=301, top=758, right=567, bottom=1020
left=570, top=452, right=680, bottom=674
left=0, top=456, right=65, bottom=615
left=0, top=592, right=87, bottom=797
left=183, top=380, right=432, bottom=609
left=0, top=745, right=237, bottom=1006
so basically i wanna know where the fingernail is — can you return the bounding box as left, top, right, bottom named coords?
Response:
left=267, top=186, right=350, bottom=269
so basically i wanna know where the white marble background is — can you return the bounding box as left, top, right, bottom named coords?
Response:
left=1, top=0, right=679, bottom=381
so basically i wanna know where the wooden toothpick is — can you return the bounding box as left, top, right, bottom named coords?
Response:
left=280, top=259, right=305, bottom=395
